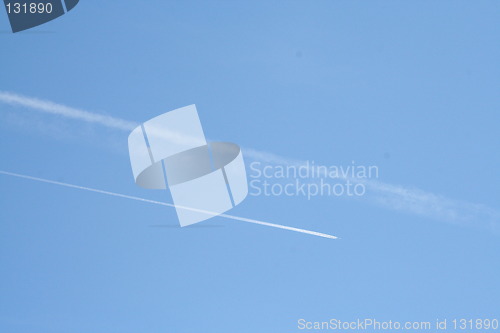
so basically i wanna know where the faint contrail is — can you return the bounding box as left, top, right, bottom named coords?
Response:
left=242, top=150, right=500, bottom=230
left=0, top=91, right=137, bottom=130
left=1, top=91, right=498, bottom=231
left=0, top=91, right=214, bottom=148
left=0, top=170, right=338, bottom=240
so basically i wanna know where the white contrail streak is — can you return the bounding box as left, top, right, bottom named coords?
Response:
left=0, top=170, right=338, bottom=240
left=0, top=91, right=218, bottom=148
left=1, top=91, right=498, bottom=230
left=243, top=151, right=500, bottom=230
left=0, top=91, right=137, bottom=131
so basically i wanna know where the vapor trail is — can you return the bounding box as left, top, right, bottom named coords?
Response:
left=1, top=91, right=498, bottom=231
left=0, top=91, right=137, bottom=131
left=0, top=170, right=338, bottom=240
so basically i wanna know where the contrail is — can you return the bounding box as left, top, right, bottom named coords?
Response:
left=0, top=91, right=137, bottom=131
left=1, top=91, right=498, bottom=230
left=0, top=91, right=218, bottom=148
left=0, top=170, right=338, bottom=240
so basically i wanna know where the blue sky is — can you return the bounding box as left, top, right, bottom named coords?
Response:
left=0, top=1, right=499, bottom=332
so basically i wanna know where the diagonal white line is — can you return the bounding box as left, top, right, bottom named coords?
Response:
left=0, top=170, right=338, bottom=240
left=0, top=91, right=137, bottom=130
left=1, top=91, right=499, bottom=230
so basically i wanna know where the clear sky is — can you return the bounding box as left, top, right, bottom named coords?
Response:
left=0, top=1, right=499, bottom=332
